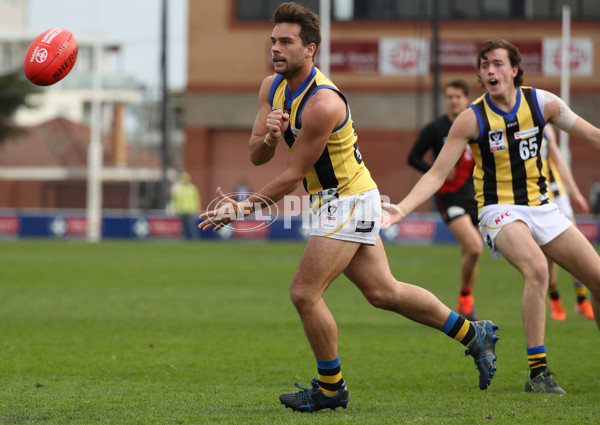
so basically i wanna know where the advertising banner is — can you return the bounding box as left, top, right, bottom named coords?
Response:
left=542, top=38, right=593, bottom=76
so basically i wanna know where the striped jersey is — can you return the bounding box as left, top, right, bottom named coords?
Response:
left=469, top=87, right=548, bottom=211
left=540, top=130, right=566, bottom=200
left=268, top=66, right=376, bottom=197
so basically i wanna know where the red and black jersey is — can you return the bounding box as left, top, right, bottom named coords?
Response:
left=408, top=115, right=475, bottom=194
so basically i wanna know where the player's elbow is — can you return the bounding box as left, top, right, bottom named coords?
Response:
left=249, top=147, right=272, bottom=166
left=286, top=172, right=305, bottom=189
left=250, top=153, right=267, bottom=166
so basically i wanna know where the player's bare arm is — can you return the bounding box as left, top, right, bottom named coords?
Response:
left=383, top=108, right=478, bottom=226
left=248, top=89, right=344, bottom=205
left=546, top=126, right=589, bottom=213
left=200, top=89, right=343, bottom=231
left=543, top=93, right=600, bottom=150
left=249, top=75, right=289, bottom=165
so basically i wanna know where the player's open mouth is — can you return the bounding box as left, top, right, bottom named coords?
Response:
left=489, top=79, right=499, bottom=86
left=273, top=58, right=286, bottom=65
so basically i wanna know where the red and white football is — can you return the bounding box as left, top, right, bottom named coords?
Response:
left=24, top=28, right=78, bottom=86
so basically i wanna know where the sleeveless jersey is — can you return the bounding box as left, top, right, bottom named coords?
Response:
left=540, top=129, right=566, bottom=200
left=468, top=87, right=548, bottom=211
left=268, top=66, right=376, bottom=197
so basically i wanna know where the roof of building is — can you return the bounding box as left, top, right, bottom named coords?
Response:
left=0, top=117, right=161, bottom=168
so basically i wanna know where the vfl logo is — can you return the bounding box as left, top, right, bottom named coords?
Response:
left=326, top=204, right=337, bottom=221
left=35, top=48, right=48, bottom=63
left=489, top=129, right=506, bottom=152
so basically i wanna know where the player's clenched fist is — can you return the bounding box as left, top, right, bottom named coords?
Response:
left=266, top=108, right=290, bottom=142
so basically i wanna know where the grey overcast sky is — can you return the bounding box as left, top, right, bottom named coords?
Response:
left=28, top=0, right=188, bottom=90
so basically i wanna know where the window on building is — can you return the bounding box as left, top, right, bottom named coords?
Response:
left=554, top=0, right=577, bottom=16
left=525, top=0, right=551, bottom=19
left=333, top=0, right=353, bottom=20
left=237, top=0, right=319, bottom=20
left=235, top=0, right=600, bottom=21
left=583, top=0, right=600, bottom=17
left=482, top=0, right=510, bottom=18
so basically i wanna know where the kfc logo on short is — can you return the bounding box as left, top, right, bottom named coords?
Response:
left=494, top=211, right=512, bottom=226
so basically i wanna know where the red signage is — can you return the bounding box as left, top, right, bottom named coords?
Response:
left=435, top=40, right=541, bottom=74
left=0, top=216, right=19, bottom=235
left=321, top=39, right=543, bottom=75
left=149, top=218, right=182, bottom=237
left=513, top=41, right=542, bottom=74
left=398, top=220, right=436, bottom=242
left=436, top=40, right=479, bottom=72
left=329, top=41, right=378, bottom=73
left=576, top=222, right=598, bottom=243
left=66, top=217, right=88, bottom=235
left=233, top=220, right=270, bottom=239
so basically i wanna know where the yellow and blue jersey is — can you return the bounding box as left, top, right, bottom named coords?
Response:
left=540, top=131, right=566, bottom=200
left=469, top=87, right=548, bottom=211
left=269, top=66, right=376, bottom=197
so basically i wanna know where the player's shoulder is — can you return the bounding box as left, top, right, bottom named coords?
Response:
left=451, top=108, right=479, bottom=140
left=303, top=88, right=345, bottom=120
left=259, top=73, right=279, bottom=91
left=258, top=73, right=281, bottom=103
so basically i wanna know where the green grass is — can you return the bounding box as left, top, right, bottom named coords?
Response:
left=0, top=240, right=599, bottom=424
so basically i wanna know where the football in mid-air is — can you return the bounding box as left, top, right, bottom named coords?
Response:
left=24, top=28, right=78, bottom=86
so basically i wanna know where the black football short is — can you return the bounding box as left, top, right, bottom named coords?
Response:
left=434, top=184, right=478, bottom=226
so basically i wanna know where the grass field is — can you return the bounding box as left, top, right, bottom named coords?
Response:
left=1, top=240, right=599, bottom=424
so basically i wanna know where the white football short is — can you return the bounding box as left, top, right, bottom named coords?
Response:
left=552, top=194, right=574, bottom=220
left=310, top=188, right=381, bottom=245
left=478, top=203, right=572, bottom=259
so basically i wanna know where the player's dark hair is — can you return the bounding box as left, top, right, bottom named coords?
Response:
left=273, top=2, right=321, bottom=54
left=476, top=39, right=524, bottom=87
left=443, top=79, right=470, bottom=97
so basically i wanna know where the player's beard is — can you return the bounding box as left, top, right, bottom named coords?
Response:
left=274, top=56, right=304, bottom=80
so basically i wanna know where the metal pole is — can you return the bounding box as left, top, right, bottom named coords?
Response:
left=560, top=5, right=571, bottom=165
left=431, top=0, right=440, bottom=118
left=160, top=0, right=169, bottom=209
left=86, top=0, right=104, bottom=242
left=319, top=0, right=331, bottom=77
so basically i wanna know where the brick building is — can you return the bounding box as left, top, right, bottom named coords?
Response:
left=0, top=115, right=162, bottom=209
left=184, top=1, right=600, bottom=213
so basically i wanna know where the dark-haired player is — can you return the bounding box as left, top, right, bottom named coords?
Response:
left=200, top=2, right=499, bottom=412
left=385, top=39, right=600, bottom=394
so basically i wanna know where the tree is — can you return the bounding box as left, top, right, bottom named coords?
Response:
left=0, top=70, right=41, bottom=143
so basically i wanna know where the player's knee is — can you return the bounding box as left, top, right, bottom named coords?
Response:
left=289, top=281, right=314, bottom=310
left=363, top=287, right=394, bottom=310
left=524, top=261, right=549, bottom=289
left=289, top=285, right=304, bottom=307
left=464, top=243, right=482, bottom=261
